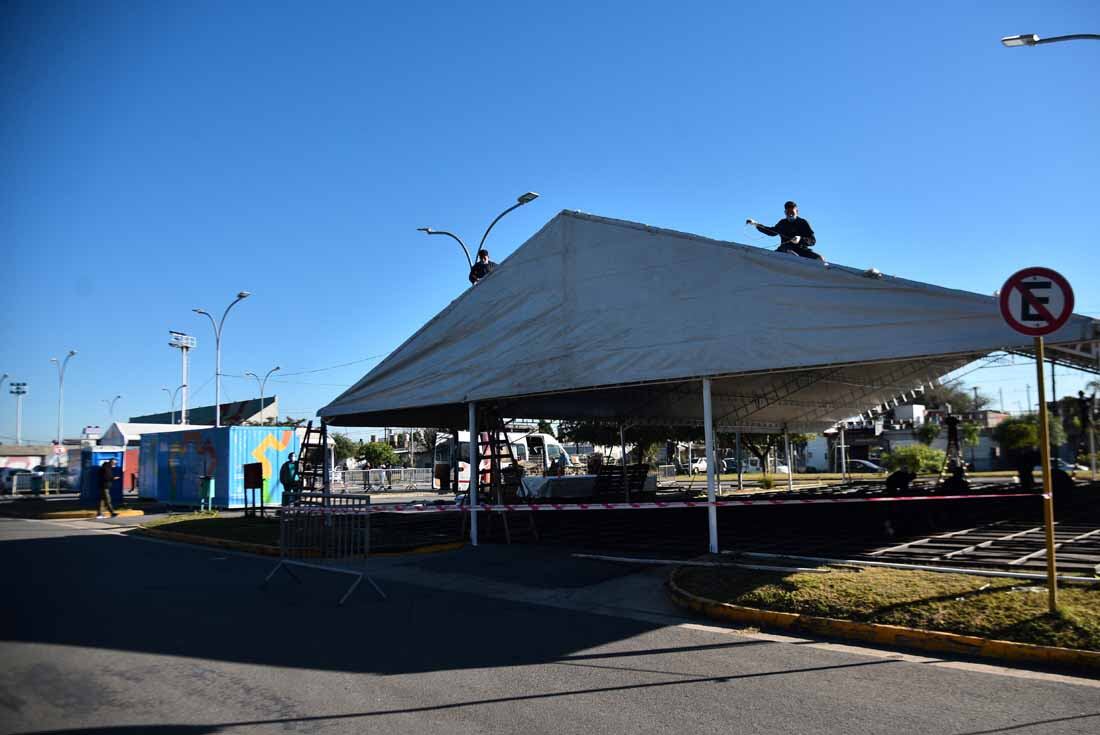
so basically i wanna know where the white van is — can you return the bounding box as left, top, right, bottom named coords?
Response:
left=433, top=431, right=574, bottom=491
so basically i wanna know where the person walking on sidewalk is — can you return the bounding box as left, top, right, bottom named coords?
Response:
left=98, top=459, right=118, bottom=518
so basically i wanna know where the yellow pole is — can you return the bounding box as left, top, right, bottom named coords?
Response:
left=1034, top=336, right=1058, bottom=613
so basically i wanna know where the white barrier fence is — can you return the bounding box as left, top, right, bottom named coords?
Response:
left=657, top=465, right=676, bottom=484
left=331, top=468, right=434, bottom=492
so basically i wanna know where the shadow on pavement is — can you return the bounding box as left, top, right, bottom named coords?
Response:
left=0, top=528, right=756, bottom=677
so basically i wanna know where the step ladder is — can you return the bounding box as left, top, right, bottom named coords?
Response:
left=294, top=420, right=328, bottom=497
left=937, top=415, right=969, bottom=492
left=463, top=409, right=538, bottom=544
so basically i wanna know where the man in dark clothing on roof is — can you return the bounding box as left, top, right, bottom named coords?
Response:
left=468, top=249, right=497, bottom=284
left=746, top=200, right=823, bottom=262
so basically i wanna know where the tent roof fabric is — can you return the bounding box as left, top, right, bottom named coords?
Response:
left=320, top=211, right=1098, bottom=431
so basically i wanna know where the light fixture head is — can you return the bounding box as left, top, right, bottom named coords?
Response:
left=517, top=191, right=539, bottom=204
left=68, top=350, right=77, bottom=356
left=417, top=227, right=433, bottom=233
left=1001, top=34, right=1039, bottom=47
left=237, top=291, right=251, bottom=299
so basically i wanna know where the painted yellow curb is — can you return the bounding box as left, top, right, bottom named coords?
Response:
left=667, top=567, right=1100, bottom=673
left=132, top=526, right=465, bottom=557
left=0, top=508, right=146, bottom=520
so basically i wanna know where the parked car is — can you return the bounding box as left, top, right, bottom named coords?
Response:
left=690, top=458, right=707, bottom=474
left=848, top=459, right=887, bottom=474
left=1033, top=460, right=1088, bottom=475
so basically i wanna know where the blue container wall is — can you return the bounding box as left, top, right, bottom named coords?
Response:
left=80, top=448, right=124, bottom=507
left=152, top=426, right=299, bottom=508
left=138, top=435, right=159, bottom=499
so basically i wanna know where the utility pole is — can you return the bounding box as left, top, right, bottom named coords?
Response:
left=1026, top=384, right=1032, bottom=413
left=169, top=331, right=196, bottom=424
left=50, top=350, right=77, bottom=467
left=999, top=387, right=1005, bottom=412
left=10, top=382, right=27, bottom=445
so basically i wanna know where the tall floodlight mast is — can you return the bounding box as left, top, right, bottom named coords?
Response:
left=168, top=331, right=196, bottom=424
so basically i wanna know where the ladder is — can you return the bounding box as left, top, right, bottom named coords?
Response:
left=295, top=420, right=328, bottom=496
left=937, top=415, right=969, bottom=491
left=463, top=409, right=538, bottom=544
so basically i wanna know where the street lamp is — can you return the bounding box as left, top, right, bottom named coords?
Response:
left=418, top=191, right=540, bottom=275
left=10, top=382, right=27, bottom=445
left=162, top=385, right=186, bottom=424
left=1001, top=33, right=1100, bottom=47
left=193, top=291, right=251, bottom=428
left=244, top=366, right=280, bottom=425
left=102, top=395, right=122, bottom=422
left=49, top=350, right=76, bottom=465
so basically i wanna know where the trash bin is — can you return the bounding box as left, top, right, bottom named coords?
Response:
left=199, top=475, right=215, bottom=511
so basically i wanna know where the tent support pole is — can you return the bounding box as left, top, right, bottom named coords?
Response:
left=703, top=378, right=718, bottom=554
left=736, top=431, right=743, bottom=491
left=783, top=427, right=793, bottom=492
left=839, top=426, right=848, bottom=481
left=468, top=403, right=478, bottom=547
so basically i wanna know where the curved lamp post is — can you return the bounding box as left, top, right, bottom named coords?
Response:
left=102, top=395, right=122, bottom=421
left=244, top=366, right=280, bottom=425
left=1002, top=33, right=1100, bottom=47
left=49, top=350, right=77, bottom=465
left=418, top=191, right=539, bottom=274
left=194, top=291, right=251, bottom=428
left=162, top=384, right=186, bottom=424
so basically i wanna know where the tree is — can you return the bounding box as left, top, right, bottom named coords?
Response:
left=537, top=420, right=555, bottom=436
left=277, top=416, right=307, bottom=428
left=357, top=441, right=398, bottom=468
left=916, top=422, right=941, bottom=446
left=992, top=414, right=1067, bottom=459
left=882, top=444, right=945, bottom=473
left=331, top=433, right=358, bottom=464
left=731, top=432, right=814, bottom=475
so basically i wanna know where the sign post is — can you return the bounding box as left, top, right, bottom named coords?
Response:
left=1000, top=267, right=1075, bottom=613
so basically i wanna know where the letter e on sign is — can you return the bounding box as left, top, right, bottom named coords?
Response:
left=999, top=267, right=1074, bottom=337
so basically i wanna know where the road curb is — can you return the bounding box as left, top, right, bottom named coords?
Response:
left=667, top=567, right=1100, bottom=673
left=0, top=508, right=145, bottom=520
left=131, top=526, right=466, bottom=557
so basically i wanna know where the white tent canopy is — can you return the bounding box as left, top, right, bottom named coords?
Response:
left=320, top=211, right=1098, bottom=431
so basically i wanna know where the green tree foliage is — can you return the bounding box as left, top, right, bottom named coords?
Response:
left=277, top=416, right=307, bottom=428
left=882, top=444, right=946, bottom=473
left=992, top=414, right=1067, bottom=457
left=537, top=420, right=555, bottom=436
left=916, top=422, right=941, bottom=446
left=960, top=422, right=981, bottom=447
left=357, top=441, right=398, bottom=467
left=331, top=433, right=358, bottom=464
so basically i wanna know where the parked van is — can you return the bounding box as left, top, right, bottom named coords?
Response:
left=433, top=431, right=574, bottom=491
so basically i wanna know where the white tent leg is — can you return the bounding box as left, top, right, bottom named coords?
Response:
left=784, top=427, right=793, bottom=492
left=839, top=426, right=848, bottom=481
left=703, top=378, right=718, bottom=554
left=736, top=431, right=743, bottom=491
left=468, top=402, right=478, bottom=547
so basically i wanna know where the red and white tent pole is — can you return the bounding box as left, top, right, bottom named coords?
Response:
left=468, top=402, right=479, bottom=547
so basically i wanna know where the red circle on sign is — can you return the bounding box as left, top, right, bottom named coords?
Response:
left=999, top=267, right=1075, bottom=336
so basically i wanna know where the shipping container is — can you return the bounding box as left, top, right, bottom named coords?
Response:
left=143, top=426, right=301, bottom=508
left=80, top=446, right=125, bottom=508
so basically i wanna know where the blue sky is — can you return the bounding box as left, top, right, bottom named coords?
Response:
left=2, top=1, right=1098, bottom=443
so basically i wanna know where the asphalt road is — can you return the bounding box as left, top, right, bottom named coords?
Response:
left=1, top=517, right=1098, bottom=735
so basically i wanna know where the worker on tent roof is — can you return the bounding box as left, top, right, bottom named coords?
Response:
left=469, top=248, right=497, bottom=284
left=747, top=200, right=824, bottom=262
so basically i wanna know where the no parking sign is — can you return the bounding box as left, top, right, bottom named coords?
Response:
left=998, top=266, right=1074, bottom=613
left=999, top=267, right=1074, bottom=336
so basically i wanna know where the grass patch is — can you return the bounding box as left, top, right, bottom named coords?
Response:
left=141, top=513, right=279, bottom=546
left=676, top=566, right=1100, bottom=651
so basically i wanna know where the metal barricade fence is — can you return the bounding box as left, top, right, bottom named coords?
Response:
left=12, top=474, right=36, bottom=494
left=279, top=492, right=372, bottom=560
left=264, top=491, right=385, bottom=605
left=332, top=468, right=434, bottom=492
left=658, top=465, right=677, bottom=485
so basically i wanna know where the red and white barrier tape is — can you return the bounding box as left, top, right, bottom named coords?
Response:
left=283, top=491, right=1037, bottom=514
